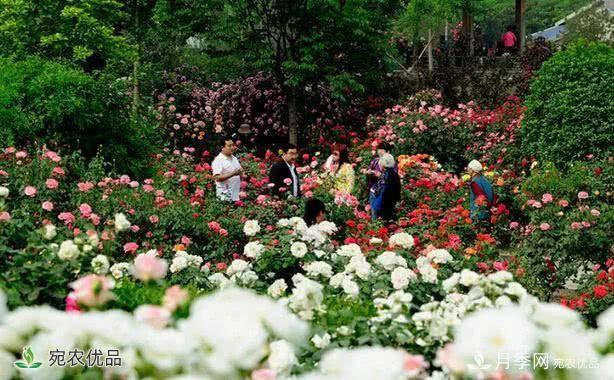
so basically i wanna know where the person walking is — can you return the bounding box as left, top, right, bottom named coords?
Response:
left=364, top=143, right=397, bottom=197
left=211, top=135, right=242, bottom=202
left=369, top=153, right=401, bottom=221
left=269, top=144, right=301, bottom=198
left=467, top=159, right=496, bottom=223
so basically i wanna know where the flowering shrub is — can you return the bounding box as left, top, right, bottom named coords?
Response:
left=155, top=71, right=371, bottom=153
left=512, top=160, right=613, bottom=300
left=366, top=93, right=524, bottom=171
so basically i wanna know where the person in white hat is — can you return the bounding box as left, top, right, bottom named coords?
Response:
left=467, top=159, right=496, bottom=223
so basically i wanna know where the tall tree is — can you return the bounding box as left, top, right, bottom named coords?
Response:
left=209, top=0, right=401, bottom=145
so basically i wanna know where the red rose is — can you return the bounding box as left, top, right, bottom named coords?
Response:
left=594, top=285, right=608, bottom=299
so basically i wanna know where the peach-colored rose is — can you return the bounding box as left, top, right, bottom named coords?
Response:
left=69, top=274, right=115, bottom=307
left=133, top=253, right=168, bottom=281
left=135, top=305, right=171, bottom=329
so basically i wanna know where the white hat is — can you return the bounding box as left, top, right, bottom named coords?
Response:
left=468, top=160, right=483, bottom=173
left=380, top=153, right=396, bottom=168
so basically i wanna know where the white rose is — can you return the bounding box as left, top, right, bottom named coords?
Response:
left=419, top=264, right=438, bottom=283
left=91, top=255, right=110, bottom=275
left=505, top=282, right=527, bottom=298
left=311, top=333, right=331, bottom=349
left=341, top=278, right=360, bottom=297
left=303, top=261, right=333, bottom=278
left=267, top=340, right=297, bottom=376
left=376, top=251, right=407, bottom=271
left=487, top=270, right=514, bottom=284
left=57, top=240, right=80, bottom=260
left=227, top=259, right=249, bottom=276
left=391, top=267, right=416, bottom=290
left=41, top=224, right=57, bottom=240
left=243, top=241, right=264, bottom=259
left=243, top=220, right=261, bottom=236
left=268, top=279, right=288, bottom=298
left=369, top=237, right=383, bottom=245
left=110, top=262, right=131, bottom=279
left=0, top=186, right=9, bottom=198
left=170, top=256, right=188, bottom=273
left=389, top=232, right=414, bottom=249
left=442, top=273, right=460, bottom=292
left=290, top=241, right=308, bottom=258
left=459, top=269, right=480, bottom=287
left=427, top=249, right=453, bottom=264
left=114, top=213, right=131, bottom=232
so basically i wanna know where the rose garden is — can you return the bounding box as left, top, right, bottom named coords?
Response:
left=0, top=1, right=613, bottom=379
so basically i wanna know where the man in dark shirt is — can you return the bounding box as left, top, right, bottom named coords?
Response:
left=268, top=144, right=301, bottom=198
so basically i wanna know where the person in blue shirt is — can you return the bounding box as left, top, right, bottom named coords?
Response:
left=467, top=159, right=496, bottom=222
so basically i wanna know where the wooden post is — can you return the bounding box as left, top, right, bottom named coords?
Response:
left=515, top=0, right=527, bottom=52
left=428, top=29, right=434, bottom=73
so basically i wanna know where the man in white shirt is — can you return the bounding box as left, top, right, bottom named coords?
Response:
left=211, top=137, right=242, bottom=202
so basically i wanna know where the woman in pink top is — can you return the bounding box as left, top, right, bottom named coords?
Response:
left=501, top=25, right=517, bottom=53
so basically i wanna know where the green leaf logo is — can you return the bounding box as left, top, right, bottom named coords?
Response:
left=14, top=346, right=42, bottom=369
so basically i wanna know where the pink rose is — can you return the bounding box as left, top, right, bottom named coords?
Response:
left=15, top=151, right=27, bottom=159
left=590, top=209, right=600, bottom=216
left=162, top=285, right=189, bottom=311
left=149, top=215, right=160, bottom=224
left=42, top=201, right=54, bottom=211
left=24, top=186, right=37, bottom=197
left=208, top=221, right=221, bottom=232
left=403, top=354, right=428, bottom=377
left=541, top=193, right=553, bottom=203
left=509, top=221, right=519, bottom=229
left=539, top=223, right=551, bottom=231
left=570, top=222, right=582, bottom=229
left=77, top=182, right=94, bottom=192
left=283, top=178, right=292, bottom=185
left=578, top=191, right=589, bottom=200
left=251, top=369, right=276, bottom=380
left=45, top=178, right=59, bottom=190
left=70, top=274, right=115, bottom=308
left=134, top=305, right=171, bottom=329
left=65, top=292, right=81, bottom=313
left=133, top=253, right=168, bottom=281
left=123, top=242, right=139, bottom=254
left=558, top=199, right=569, bottom=207
left=79, top=203, right=92, bottom=217
left=52, top=167, right=65, bottom=176
left=0, top=211, right=11, bottom=222
left=219, top=228, right=228, bottom=237
left=58, top=212, right=75, bottom=225
left=180, top=235, right=191, bottom=246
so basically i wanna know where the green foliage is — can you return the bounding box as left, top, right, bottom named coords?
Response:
left=0, top=0, right=134, bottom=70
left=513, top=160, right=613, bottom=300
left=0, top=56, right=160, bottom=176
left=522, top=41, right=614, bottom=165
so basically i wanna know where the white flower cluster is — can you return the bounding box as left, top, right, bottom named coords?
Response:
left=170, top=250, right=203, bottom=273
left=412, top=270, right=526, bottom=348
left=441, top=302, right=614, bottom=380
left=110, top=262, right=132, bottom=279
left=114, top=213, right=131, bottom=232
left=297, top=346, right=423, bottom=380
left=288, top=274, right=324, bottom=320
left=0, top=288, right=308, bottom=379
left=388, top=232, right=415, bottom=249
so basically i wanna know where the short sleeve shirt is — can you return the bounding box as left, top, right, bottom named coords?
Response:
left=212, top=153, right=242, bottom=201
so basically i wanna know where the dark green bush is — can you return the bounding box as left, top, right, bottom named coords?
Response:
left=0, top=56, right=160, bottom=176
left=522, top=40, right=614, bottom=165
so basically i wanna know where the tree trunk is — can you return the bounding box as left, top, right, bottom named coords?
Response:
left=515, top=0, right=527, bottom=52
left=287, top=86, right=298, bottom=146
left=427, top=29, right=434, bottom=73
left=462, top=9, right=474, bottom=57
left=131, top=0, right=140, bottom=116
